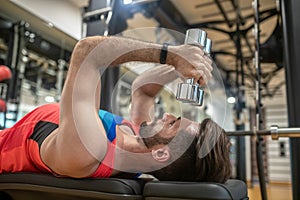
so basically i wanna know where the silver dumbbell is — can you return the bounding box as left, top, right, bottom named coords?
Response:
left=176, top=29, right=212, bottom=106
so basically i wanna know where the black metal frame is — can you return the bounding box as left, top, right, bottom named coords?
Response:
left=281, top=0, right=300, bottom=199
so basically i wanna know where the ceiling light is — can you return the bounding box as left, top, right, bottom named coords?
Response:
left=47, top=22, right=54, bottom=28
left=123, top=0, right=133, bottom=4
left=45, top=96, right=55, bottom=103
left=227, top=96, right=236, bottom=104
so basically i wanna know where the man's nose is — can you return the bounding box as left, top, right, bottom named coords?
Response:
left=162, top=113, right=177, bottom=122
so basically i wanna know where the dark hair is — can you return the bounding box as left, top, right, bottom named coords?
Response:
left=150, top=118, right=232, bottom=183
left=194, top=118, right=232, bottom=183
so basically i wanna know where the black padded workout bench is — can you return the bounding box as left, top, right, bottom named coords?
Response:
left=0, top=173, right=248, bottom=200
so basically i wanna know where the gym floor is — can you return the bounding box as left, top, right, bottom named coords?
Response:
left=248, top=184, right=292, bottom=200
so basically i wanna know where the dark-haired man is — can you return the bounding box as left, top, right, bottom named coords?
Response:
left=0, top=36, right=231, bottom=182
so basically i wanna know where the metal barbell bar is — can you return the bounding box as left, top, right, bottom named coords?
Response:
left=226, top=126, right=300, bottom=140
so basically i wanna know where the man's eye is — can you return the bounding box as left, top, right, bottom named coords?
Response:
left=140, top=121, right=147, bottom=127
left=169, top=120, right=176, bottom=126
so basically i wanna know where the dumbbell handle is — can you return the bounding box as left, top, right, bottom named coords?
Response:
left=185, top=29, right=212, bottom=84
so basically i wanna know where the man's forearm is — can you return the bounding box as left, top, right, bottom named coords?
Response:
left=70, top=35, right=211, bottom=85
left=70, top=36, right=175, bottom=69
left=132, top=65, right=181, bottom=98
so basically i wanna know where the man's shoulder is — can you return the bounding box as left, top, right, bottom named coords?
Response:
left=98, top=110, right=123, bottom=124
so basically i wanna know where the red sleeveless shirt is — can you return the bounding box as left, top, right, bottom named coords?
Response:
left=0, top=103, right=127, bottom=178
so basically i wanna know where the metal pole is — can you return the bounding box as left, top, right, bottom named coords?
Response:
left=35, top=66, right=43, bottom=105
left=6, top=22, right=26, bottom=123
left=56, top=59, right=65, bottom=102
left=281, top=0, right=300, bottom=198
left=253, top=0, right=268, bottom=199
left=234, top=2, right=246, bottom=182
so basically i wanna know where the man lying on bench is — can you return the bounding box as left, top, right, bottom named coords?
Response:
left=0, top=36, right=231, bottom=183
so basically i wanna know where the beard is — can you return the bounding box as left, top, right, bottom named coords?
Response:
left=139, top=120, right=174, bottom=149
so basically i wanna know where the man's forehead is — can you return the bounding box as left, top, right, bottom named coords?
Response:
left=179, top=119, right=200, bottom=136
left=186, top=122, right=200, bottom=136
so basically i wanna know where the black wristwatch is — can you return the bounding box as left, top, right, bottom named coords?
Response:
left=160, top=43, right=169, bottom=64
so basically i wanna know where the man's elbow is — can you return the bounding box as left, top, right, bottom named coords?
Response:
left=68, top=36, right=109, bottom=68
left=75, top=36, right=108, bottom=51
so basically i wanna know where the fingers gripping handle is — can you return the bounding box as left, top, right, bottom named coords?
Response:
left=176, top=29, right=212, bottom=106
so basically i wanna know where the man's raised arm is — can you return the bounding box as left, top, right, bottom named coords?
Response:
left=130, top=65, right=181, bottom=125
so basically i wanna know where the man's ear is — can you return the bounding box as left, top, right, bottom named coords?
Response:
left=151, top=146, right=170, bottom=162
